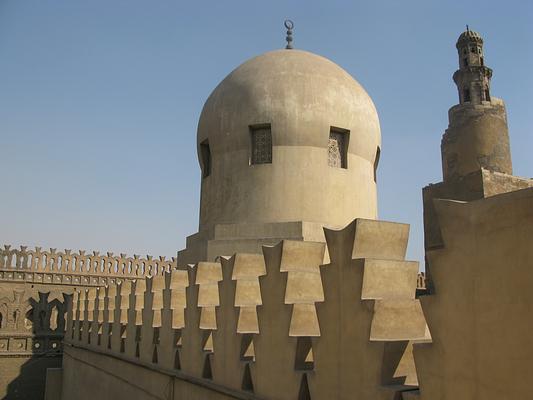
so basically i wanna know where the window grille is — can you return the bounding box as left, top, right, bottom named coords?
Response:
left=251, top=125, right=272, bottom=164
left=328, top=129, right=348, bottom=169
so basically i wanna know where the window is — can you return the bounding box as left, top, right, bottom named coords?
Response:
left=480, top=57, right=484, bottom=66
left=463, top=88, right=471, bottom=102
left=485, top=89, right=491, bottom=102
left=200, top=139, right=211, bottom=178
left=250, top=124, right=272, bottom=165
left=328, top=128, right=349, bottom=169
left=471, top=47, right=476, bottom=53
left=463, top=58, right=469, bottom=67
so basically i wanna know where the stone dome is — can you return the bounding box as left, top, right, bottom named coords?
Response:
left=197, top=49, right=380, bottom=160
left=195, top=49, right=382, bottom=233
left=457, top=29, right=483, bottom=47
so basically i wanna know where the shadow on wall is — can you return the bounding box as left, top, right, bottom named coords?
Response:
left=3, top=354, right=62, bottom=400
left=0, top=290, right=67, bottom=400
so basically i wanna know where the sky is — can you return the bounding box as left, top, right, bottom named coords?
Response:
left=0, top=0, right=531, bottom=265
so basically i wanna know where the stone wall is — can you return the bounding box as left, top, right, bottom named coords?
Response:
left=61, top=218, right=429, bottom=400
left=415, top=187, right=533, bottom=399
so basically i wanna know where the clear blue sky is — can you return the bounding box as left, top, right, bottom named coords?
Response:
left=0, top=0, right=531, bottom=265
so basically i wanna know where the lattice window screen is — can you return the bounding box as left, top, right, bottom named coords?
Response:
left=251, top=126, right=272, bottom=164
left=328, top=130, right=347, bottom=168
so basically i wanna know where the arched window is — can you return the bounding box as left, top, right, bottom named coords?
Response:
left=0, top=312, right=3, bottom=330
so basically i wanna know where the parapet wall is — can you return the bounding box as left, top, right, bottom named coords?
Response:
left=0, top=245, right=177, bottom=286
left=63, top=218, right=429, bottom=400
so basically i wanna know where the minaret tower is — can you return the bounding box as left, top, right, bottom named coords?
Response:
left=441, top=27, right=512, bottom=181
left=423, top=28, right=532, bottom=257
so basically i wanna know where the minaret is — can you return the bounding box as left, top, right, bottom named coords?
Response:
left=422, top=28, right=532, bottom=278
left=441, top=27, right=512, bottom=181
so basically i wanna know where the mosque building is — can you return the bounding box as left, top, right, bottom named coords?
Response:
left=0, top=24, right=532, bottom=400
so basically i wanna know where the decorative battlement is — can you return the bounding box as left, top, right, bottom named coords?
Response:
left=64, top=218, right=430, bottom=399
left=0, top=245, right=178, bottom=287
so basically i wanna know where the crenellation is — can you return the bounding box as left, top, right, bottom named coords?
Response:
left=0, top=245, right=178, bottom=287
left=61, top=223, right=425, bottom=398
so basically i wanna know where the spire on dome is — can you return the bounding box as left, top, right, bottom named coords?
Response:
left=284, top=20, right=294, bottom=49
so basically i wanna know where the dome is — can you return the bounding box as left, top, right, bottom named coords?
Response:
left=196, top=49, right=381, bottom=232
left=198, top=49, right=380, bottom=158
left=457, top=28, right=483, bottom=47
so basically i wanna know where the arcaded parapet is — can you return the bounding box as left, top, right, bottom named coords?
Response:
left=64, top=217, right=427, bottom=399
left=414, top=188, right=533, bottom=399
left=0, top=245, right=176, bottom=286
